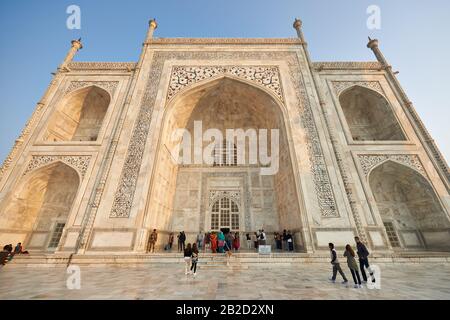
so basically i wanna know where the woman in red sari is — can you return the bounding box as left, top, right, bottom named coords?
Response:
left=233, top=232, right=240, bottom=252
left=210, top=233, right=218, bottom=253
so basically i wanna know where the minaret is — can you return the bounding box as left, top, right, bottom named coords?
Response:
left=145, top=18, right=158, bottom=43
left=367, top=37, right=450, bottom=187
left=59, top=38, right=83, bottom=71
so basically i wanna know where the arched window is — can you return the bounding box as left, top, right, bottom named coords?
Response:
left=213, top=141, right=237, bottom=167
left=211, top=197, right=240, bottom=231
left=339, top=86, right=406, bottom=141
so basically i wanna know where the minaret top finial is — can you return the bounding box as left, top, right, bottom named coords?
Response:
left=293, top=18, right=302, bottom=30
left=149, top=18, right=158, bottom=30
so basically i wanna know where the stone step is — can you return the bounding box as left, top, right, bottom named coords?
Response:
left=7, top=251, right=450, bottom=267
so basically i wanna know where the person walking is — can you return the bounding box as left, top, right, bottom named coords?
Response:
left=344, top=244, right=362, bottom=288
left=218, top=231, right=225, bottom=253
left=253, top=232, right=259, bottom=250
left=355, top=237, right=375, bottom=283
left=184, top=243, right=193, bottom=275
left=204, top=232, right=211, bottom=253
left=179, top=231, right=186, bottom=252
left=259, top=229, right=267, bottom=246
left=196, top=232, right=204, bottom=250
left=226, top=232, right=234, bottom=252
left=282, top=229, right=288, bottom=251
left=246, top=233, right=252, bottom=250
left=275, top=232, right=282, bottom=251
left=329, top=243, right=348, bottom=284
left=191, top=243, right=199, bottom=277
left=287, top=231, right=294, bottom=252
left=233, top=232, right=240, bottom=252
left=168, top=233, right=174, bottom=250
left=147, top=229, right=158, bottom=253
left=210, top=232, right=218, bottom=253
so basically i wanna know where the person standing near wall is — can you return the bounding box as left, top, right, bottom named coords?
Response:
left=147, top=229, right=158, bottom=253
left=190, top=243, right=199, bottom=277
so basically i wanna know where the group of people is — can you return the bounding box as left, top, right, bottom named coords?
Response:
left=1, top=243, right=29, bottom=266
left=147, top=229, right=296, bottom=253
left=328, top=237, right=375, bottom=288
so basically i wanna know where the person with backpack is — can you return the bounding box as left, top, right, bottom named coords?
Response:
left=355, top=236, right=375, bottom=283
left=344, top=244, right=362, bottom=288
left=190, top=243, right=199, bottom=277
left=329, top=243, right=348, bottom=284
left=184, top=243, right=193, bottom=275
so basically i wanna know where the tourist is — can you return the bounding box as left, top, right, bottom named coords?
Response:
left=147, top=229, right=158, bottom=253
left=282, top=229, right=288, bottom=251
left=197, top=232, right=204, bottom=250
left=13, top=243, right=29, bottom=255
left=233, top=232, right=240, bottom=252
left=191, top=243, right=199, bottom=277
left=275, top=232, right=282, bottom=251
left=210, top=232, right=218, bottom=253
left=179, top=231, right=186, bottom=252
left=226, top=232, right=234, bottom=252
left=328, top=243, right=348, bottom=284
left=355, top=237, right=375, bottom=283
left=259, top=229, right=267, bottom=246
left=184, top=243, right=193, bottom=275
left=246, top=233, right=252, bottom=250
left=217, top=231, right=225, bottom=253
left=204, top=232, right=211, bottom=253
left=1, top=246, right=10, bottom=266
left=253, top=232, right=259, bottom=250
left=5, top=244, right=14, bottom=261
left=168, top=233, right=174, bottom=250
left=344, top=244, right=362, bottom=288
left=287, top=230, right=294, bottom=252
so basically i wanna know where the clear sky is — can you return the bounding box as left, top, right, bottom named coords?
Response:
left=0, top=0, right=449, bottom=164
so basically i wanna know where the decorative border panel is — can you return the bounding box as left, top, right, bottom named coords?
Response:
left=65, top=81, right=119, bottom=97
left=23, top=155, right=91, bottom=179
left=358, top=154, right=426, bottom=178
left=332, top=81, right=384, bottom=97
left=167, top=66, right=284, bottom=102
left=110, top=51, right=338, bottom=218
left=209, top=190, right=241, bottom=207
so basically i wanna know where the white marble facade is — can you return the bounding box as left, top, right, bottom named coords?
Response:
left=0, top=20, right=449, bottom=255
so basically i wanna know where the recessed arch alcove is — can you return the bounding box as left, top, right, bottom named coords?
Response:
left=144, top=76, right=303, bottom=247
left=44, top=86, right=110, bottom=142
left=369, top=161, right=450, bottom=250
left=0, top=162, right=80, bottom=250
left=339, top=86, right=406, bottom=141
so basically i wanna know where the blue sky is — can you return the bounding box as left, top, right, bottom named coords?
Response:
left=0, top=0, right=449, bottom=163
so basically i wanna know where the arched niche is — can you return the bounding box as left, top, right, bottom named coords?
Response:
left=44, top=86, right=110, bottom=142
left=146, top=77, right=302, bottom=241
left=339, top=86, right=406, bottom=141
left=369, top=160, right=450, bottom=250
left=0, top=162, right=80, bottom=250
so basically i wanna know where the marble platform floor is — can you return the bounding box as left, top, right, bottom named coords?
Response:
left=0, top=262, right=449, bottom=300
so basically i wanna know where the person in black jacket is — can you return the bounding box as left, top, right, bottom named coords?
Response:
left=355, top=237, right=375, bottom=283
left=179, top=231, right=186, bottom=252
left=184, top=243, right=192, bottom=275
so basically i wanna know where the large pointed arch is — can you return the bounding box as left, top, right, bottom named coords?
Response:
left=339, top=85, right=406, bottom=141
left=44, top=85, right=111, bottom=142
left=369, top=160, right=450, bottom=250
left=143, top=76, right=304, bottom=244
left=0, top=161, right=80, bottom=250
